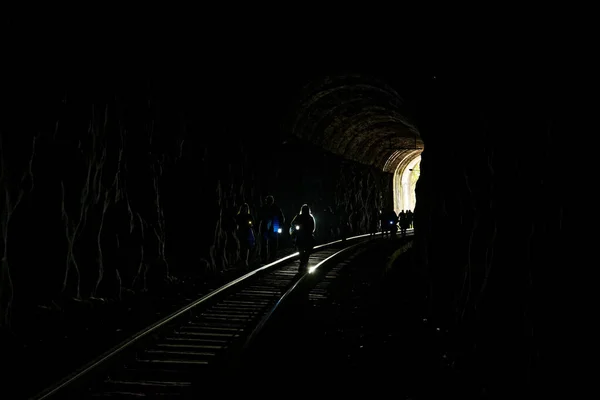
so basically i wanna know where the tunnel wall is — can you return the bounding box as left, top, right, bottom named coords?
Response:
left=288, top=74, right=423, bottom=171
left=0, top=84, right=392, bottom=326
left=412, top=71, right=568, bottom=394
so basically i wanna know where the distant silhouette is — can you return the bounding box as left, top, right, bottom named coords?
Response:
left=235, top=203, right=255, bottom=267
left=406, top=209, right=414, bottom=229
left=382, top=208, right=397, bottom=237
left=258, top=195, right=285, bottom=263
left=399, top=210, right=408, bottom=236
left=290, top=204, right=316, bottom=271
left=399, top=210, right=411, bottom=236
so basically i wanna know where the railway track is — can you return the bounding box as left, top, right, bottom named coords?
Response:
left=31, top=233, right=380, bottom=399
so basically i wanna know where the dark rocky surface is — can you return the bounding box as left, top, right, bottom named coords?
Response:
left=1, top=42, right=574, bottom=398
left=240, top=238, right=536, bottom=399
left=1, top=247, right=299, bottom=399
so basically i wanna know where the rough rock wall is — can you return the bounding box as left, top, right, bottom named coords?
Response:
left=0, top=85, right=391, bottom=327
left=413, top=71, right=568, bottom=394
left=289, top=73, right=422, bottom=172
left=275, top=138, right=392, bottom=232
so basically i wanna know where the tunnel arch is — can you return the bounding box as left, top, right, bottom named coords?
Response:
left=288, top=73, right=424, bottom=214
left=289, top=74, right=423, bottom=172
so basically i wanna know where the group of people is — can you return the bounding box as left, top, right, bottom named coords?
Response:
left=378, top=208, right=414, bottom=237
left=235, top=195, right=413, bottom=271
left=234, top=195, right=315, bottom=271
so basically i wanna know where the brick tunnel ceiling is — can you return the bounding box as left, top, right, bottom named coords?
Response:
left=289, top=74, right=424, bottom=172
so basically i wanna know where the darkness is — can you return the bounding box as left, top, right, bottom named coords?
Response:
left=1, top=20, right=582, bottom=398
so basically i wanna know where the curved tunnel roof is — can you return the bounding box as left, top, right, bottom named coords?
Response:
left=289, top=74, right=423, bottom=173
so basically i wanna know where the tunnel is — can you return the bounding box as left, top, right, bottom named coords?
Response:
left=1, top=44, right=570, bottom=398
left=287, top=74, right=423, bottom=215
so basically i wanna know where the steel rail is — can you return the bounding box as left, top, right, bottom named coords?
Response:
left=31, top=232, right=373, bottom=400
left=242, top=238, right=368, bottom=349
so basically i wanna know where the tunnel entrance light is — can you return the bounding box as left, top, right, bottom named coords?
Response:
left=393, top=154, right=421, bottom=214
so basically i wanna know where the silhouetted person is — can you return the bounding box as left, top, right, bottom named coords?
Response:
left=380, top=208, right=388, bottom=236
left=382, top=208, right=398, bottom=237
left=236, top=203, right=255, bottom=267
left=399, top=210, right=408, bottom=236
left=258, top=195, right=285, bottom=263
left=290, top=204, right=316, bottom=271
left=406, top=209, right=414, bottom=229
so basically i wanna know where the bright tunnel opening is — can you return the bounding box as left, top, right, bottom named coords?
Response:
left=393, top=154, right=421, bottom=214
